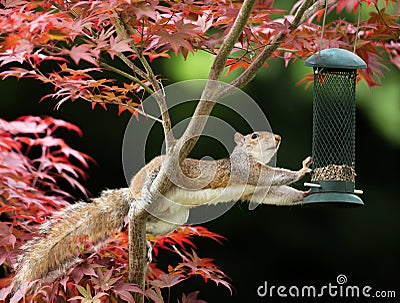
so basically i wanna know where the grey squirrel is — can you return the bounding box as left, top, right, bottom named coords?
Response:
left=14, top=131, right=312, bottom=287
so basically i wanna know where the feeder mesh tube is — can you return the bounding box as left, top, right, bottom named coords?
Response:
left=311, top=69, right=357, bottom=183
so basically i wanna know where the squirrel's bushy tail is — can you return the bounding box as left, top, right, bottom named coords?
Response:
left=14, top=188, right=132, bottom=288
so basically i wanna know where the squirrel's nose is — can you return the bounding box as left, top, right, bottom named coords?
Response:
left=274, top=134, right=281, bottom=146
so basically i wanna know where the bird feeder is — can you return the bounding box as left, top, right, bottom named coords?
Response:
left=303, top=48, right=366, bottom=206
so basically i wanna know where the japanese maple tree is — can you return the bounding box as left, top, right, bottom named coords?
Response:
left=0, top=116, right=230, bottom=302
left=0, top=0, right=399, bottom=302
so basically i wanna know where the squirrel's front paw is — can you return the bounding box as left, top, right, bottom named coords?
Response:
left=297, top=157, right=312, bottom=177
left=303, top=189, right=312, bottom=198
left=302, top=156, right=312, bottom=173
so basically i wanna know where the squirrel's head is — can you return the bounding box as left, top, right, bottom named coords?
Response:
left=234, top=131, right=281, bottom=164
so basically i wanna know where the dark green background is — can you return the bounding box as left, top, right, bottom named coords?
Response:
left=1, top=52, right=399, bottom=302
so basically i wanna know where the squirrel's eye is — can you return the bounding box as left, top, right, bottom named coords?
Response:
left=251, top=133, right=259, bottom=139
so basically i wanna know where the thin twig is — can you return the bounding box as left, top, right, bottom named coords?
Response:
left=318, top=0, right=328, bottom=54
left=116, top=53, right=152, bottom=83
left=98, top=61, right=154, bottom=95
left=89, top=99, right=163, bottom=123
left=220, top=0, right=313, bottom=95
left=373, top=3, right=399, bottom=40
left=300, top=0, right=339, bottom=24
left=47, top=0, right=78, bottom=18
left=214, top=0, right=338, bottom=99
left=353, top=0, right=362, bottom=52
left=115, top=15, right=174, bottom=152
left=208, top=0, right=257, bottom=81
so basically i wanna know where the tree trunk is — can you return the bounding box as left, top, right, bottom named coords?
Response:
left=128, top=207, right=148, bottom=303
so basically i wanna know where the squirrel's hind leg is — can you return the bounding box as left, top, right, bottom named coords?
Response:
left=243, top=185, right=307, bottom=206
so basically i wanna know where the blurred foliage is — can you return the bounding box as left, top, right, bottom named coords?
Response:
left=358, top=76, right=400, bottom=145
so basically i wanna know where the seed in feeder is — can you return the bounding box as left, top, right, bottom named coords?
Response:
left=311, top=164, right=356, bottom=182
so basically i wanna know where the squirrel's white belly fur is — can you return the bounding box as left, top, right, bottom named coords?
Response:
left=145, top=185, right=256, bottom=235
left=167, top=184, right=256, bottom=206
left=145, top=184, right=303, bottom=235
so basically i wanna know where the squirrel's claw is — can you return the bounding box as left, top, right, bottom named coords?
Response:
left=302, top=156, right=312, bottom=168
left=303, top=189, right=312, bottom=198
left=300, top=156, right=312, bottom=175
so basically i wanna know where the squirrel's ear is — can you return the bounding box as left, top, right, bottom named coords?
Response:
left=234, top=132, right=244, bottom=145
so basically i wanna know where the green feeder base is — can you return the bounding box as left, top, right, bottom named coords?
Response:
left=302, top=181, right=364, bottom=207
left=303, top=192, right=364, bottom=207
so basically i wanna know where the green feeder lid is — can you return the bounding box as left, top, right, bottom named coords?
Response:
left=305, top=48, right=366, bottom=69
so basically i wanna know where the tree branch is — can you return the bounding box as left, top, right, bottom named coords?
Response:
left=226, top=0, right=315, bottom=93
left=114, top=15, right=174, bottom=152
left=128, top=0, right=337, bottom=300
left=127, top=3, right=257, bottom=297
left=149, top=0, right=258, bottom=196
